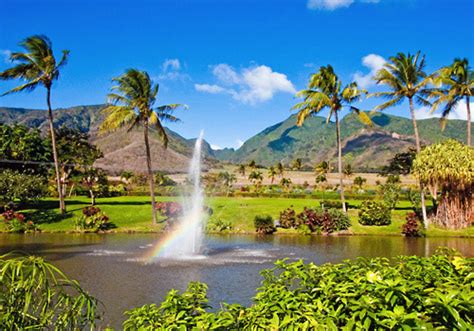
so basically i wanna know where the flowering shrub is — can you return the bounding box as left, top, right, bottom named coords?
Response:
left=75, top=206, right=113, bottom=232
left=297, top=207, right=350, bottom=234
left=402, top=212, right=424, bottom=237
left=155, top=201, right=182, bottom=227
left=358, top=201, right=391, bottom=226
left=1, top=209, right=38, bottom=233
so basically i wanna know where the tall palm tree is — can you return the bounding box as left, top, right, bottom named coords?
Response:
left=431, top=58, right=473, bottom=145
left=371, top=51, right=432, bottom=227
left=292, top=65, right=371, bottom=213
left=0, top=35, right=69, bottom=213
left=267, top=166, right=277, bottom=184
left=100, top=69, right=185, bottom=225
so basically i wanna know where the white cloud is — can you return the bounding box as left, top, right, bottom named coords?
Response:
left=415, top=101, right=474, bottom=121
left=307, top=0, right=380, bottom=10
left=158, top=58, right=190, bottom=81
left=194, top=84, right=226, bottom=94
left=353, top=53, right=386, bottom=89
left=236, top=139, right=244, bottom=148
left=210, top=144, right=222, bottom=150
left=1, top=49, right=11, bottom=63
left=195, top=64, right=296, bottom=105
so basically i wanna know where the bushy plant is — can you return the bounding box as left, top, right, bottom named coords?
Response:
left=297, top=207, right=351, bottom=233
left=278, top=207, right=297, bottom=228
left=0, top=253, right=100, bottom=329
left=254, top=215, right=275, bottom=234
left=402, top=212, right=424, bottom=237
left=319, top=200, right=348, bottom=210
left=358, top=200, right=391, bottom=225
left=75, top=206, right=114, bottom=232
left=122, top=249, right=473, bottom=330
left=378, top=182, right=402, bottom=210
left=155, top=201, right=182, bottom=227
left=1, top=208, right=38, bottom=233
left=0, top=169, right=46, bottom=204
left=206, top=219, right=233, bottom=232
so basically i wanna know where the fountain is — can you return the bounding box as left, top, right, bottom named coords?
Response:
left=146, top=131, right=206, bottom=260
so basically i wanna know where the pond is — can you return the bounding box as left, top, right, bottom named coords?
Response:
left=0, top=234, right=472, bottom=328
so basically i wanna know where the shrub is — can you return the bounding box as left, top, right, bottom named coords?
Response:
left=402, top=212, right=424, bottom=237
left=378, top=182, right=402, bottom=210
left=358, top=200, right=391, bottom=226
left=0, top=169, right=46, bottom=204
left=123, top=250, right=474, bottom=330
left=278, top=207, right=297, bottom=228
left=1, top=208, right=38, bottom=233
left=0, top=253, right=99, bottom=329
left=155, top=201, right=182, bottom=227
left=254, top=215, right=276, bottom=234
left=206, top=219, right=233, bottom=232
left=75, top=206, right=114, bottom=232
left=297, top=207, right=351, bottom=234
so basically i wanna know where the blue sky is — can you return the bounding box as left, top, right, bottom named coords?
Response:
left=1, top=0, right=473, bottom=149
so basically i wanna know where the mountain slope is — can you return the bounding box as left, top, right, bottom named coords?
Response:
left=225, top=112, right=471, bottom=170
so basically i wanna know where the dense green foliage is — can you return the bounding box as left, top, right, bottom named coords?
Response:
left=0, top=169, right=46, bottom=204
left=1, top=208, right=38, bottom=233
left=254, top=215, right=275, bottom=234
left=358, top=200, right=392, bottom=226
left=378, top=182, right=402, bottom=210
left=123, top=249, right=473, bottom=330
left=412, top=139, right=474, bottom=229
left=0, top=253, right=99, bottom=329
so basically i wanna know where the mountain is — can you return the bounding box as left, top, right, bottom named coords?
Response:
left=221, top=112, right=471, bottom=171
left=0, top=105, right=217, bottom=174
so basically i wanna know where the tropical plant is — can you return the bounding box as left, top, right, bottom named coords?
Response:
left=381, top=148, right=416, bottom=176
left=402, top=212, right=424, bottom=237
left=254, top=215, right=276, bottom=234
left=205, top=218, right=233, bottom=233
left=431, top=58, right=473, bottom=145
left=248, top=160, right=256, bottom=169
left=293, top=65, right=372, bottom=213
left=359, top=200, right=391, bottom=226
left=75, top=206, right=113, bottom=232
left=0, top=35, right=69, bottom=213
left=237, top=164, right=246, bottom=176
left=378, top=182, right=402, bottom=210
left=279, top=207, right=297, bottom=229
left=276, top=162, right=285, bottom=177
left=100, top=69, right=185, bottom=225
left=353, top=175, right=367, bottom=190
left=343, top=163, right=353, bottom=178
left=412, top=139, right=473, bottom=229
left=291, top=158, right=302, bottom=170
left=80, top=167, right=109, bottom=205
left=0, top=169, right=46, bottom=204
left=279, top=177, right=292, bottom=192
left=1, top=208, right=38, bottom=233
left=267, top=166, right=277, bottom=184
left=248, top=170, right=263, bottom=190
left=371, top=51, right=432, bottom=226
left=297, top=207, right=351, bottom=233
left=217, top=171, right=236, bottom=196
left=0, top=253, right=100, bottom=329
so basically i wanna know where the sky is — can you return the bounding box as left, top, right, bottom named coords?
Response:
left=0, top=0, right=473, bottom=149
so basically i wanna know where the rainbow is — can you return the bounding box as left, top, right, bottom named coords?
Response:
left=143, top=220, right=195, bottom=262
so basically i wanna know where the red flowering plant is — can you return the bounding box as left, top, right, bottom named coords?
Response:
left=155, top=202, right=183, bottom=229
left=1, top=207, right=38, bottom=233
left=75, top=206, right=114, bottom=232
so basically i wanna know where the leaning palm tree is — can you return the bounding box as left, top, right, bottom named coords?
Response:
left=100, top=69, right=185, bottom=225
left=431, top=58, right=473, bottom=145
left=371, top=51, right=432, bottom=227
left=0, top=35, right=69, bottom=213
left=292, top=65, right=371, bottom=213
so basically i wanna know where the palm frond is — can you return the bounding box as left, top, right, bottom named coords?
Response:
left=99, top=105, right=137, bottom=133
left=1, top=78, right=41, bottom=96
left=350, top=107, right=373, bottom=127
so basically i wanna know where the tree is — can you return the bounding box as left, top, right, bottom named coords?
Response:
left=291, top=158, right=302, bottom=171
left=372, top=52, right=432, bottom=227
left=100, top=69, right=185, bottom=225
left=280, top=177, right=292, bottom=192
left=412, top=139, right=473, bottom=229
left=431, top=58, right=474, bottom=145
left=120, top=171, right=134, bottom=183
left=237, top=164, right=246, bottom=176
left=0, top=35, right=69, bottom=213
left=293, top=65, right=372, bottom=213
left=343, top=164, right=353, bottom=178
left=80, top=167, right=108, bottom=205
left=381, top=148, right=416, bottom=176
left=217, top=171, right=236, bottom=196
left=353, top=176, right=367, bottom=190
left=267, top=166, right=277, bottom=184
left=276, top=162, right=285, bottom=177
left=248, top=170, right=263, bottom=190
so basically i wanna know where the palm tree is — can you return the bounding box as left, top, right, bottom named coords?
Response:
left=100, top=69, right=185, bottom=225
left=267, top=166, right=277, bottom=184
left=248, top=170, right=263, bottom=190
left=431, top=58, right=473, bottom=145
left=237, top=164, right=246, bottom=176
left=280, top=177, right=292, bottom=192
left=371, top=52, right=432, bottom=227
left=292, top=65, right=371, bottom=213
left=0, top=35, right=69, bottom=213
left=276, top=162, right=285, bottom=177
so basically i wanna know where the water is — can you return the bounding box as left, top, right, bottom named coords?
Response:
left=159, top=131, right=205, bottom=258
left=0, top=233, right=472, bottom=328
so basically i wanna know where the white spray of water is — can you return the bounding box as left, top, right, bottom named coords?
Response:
left=161, top=130, right=205, bottom=258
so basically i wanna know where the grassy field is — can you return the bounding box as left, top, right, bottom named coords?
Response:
left=2, top=196, right=473, bottom=237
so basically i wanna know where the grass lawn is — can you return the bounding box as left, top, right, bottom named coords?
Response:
left=2, top=196, right=473, bottom=237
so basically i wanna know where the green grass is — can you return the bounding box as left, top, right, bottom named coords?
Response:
left=2, top=196, right=473, bottom=237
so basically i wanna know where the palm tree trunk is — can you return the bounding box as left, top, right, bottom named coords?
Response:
left=144, top=122, right=158, bottom=225
left=334, top=110, right=346, bottom=213
left=409, top=97, right=428, bottom=228
left=466, top=96, right=471, bottom=146
left=46, top=87, right=66, bottom=214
